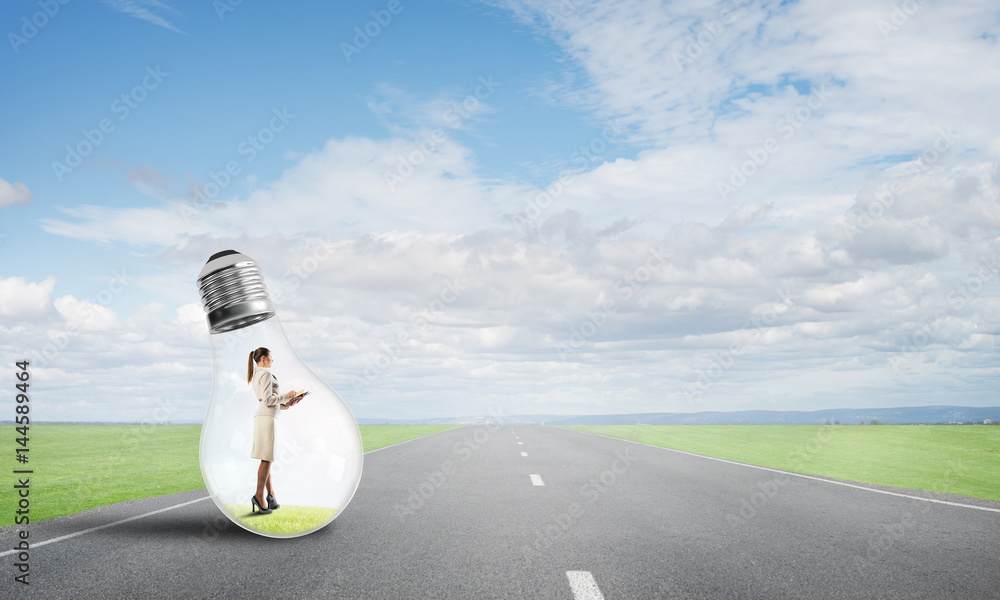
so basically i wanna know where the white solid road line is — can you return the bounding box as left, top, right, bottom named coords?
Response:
left=569, top=429, right=1000, bottom=514
left=0, top=496, right=212, bottom=558
left=530, top=474, right=545, bottom=486
left=521, top=452, right=528, bottom=456
left=4, top=431, right=460, bottom=558
left=566, top=570, right=606, bottom=600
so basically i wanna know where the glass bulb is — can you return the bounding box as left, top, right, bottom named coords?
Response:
left=195, top=250, right=363, bottom=538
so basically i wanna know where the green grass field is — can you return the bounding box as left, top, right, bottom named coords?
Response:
left=567, top=425, right=1000, bottom=501
left=222, top=503, right=338, bottom=536
left=358, top=424, right=457, bottom=453
left=0, top=424, right=456, bottom=527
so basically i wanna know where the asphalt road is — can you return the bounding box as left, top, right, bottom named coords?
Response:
left=2, top=426, right=999, bottom=599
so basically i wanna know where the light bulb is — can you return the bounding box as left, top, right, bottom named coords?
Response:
left=195, top=249, right=363, bottom=538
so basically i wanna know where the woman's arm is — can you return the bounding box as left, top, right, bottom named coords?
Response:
left=258, top=371, right=295, bottom=408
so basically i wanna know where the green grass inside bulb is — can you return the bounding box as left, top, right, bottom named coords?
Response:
left=223, top=503, right=338, bottom=536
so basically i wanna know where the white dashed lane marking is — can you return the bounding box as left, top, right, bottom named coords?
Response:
left=521, top=452, right=528, bottom=457
left=566, top=571, right=605, bottom=600
left=530, top=474, right=545, bottom=486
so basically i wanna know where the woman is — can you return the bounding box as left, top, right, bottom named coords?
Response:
left=247, top=347, right=303, bottom=514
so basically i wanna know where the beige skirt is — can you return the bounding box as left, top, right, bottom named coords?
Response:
left=250, top=415, right=276, bottom=461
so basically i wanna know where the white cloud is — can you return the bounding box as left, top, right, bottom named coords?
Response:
left=175, top=302, right=205, bottom=326
left=366, top=81, right=499, bottom=133
left=40, top=134, right=531, bottom=245
left=0, top=177, right=32, bottom=208
left=498, top=0, right=1000, bottom=151
left=16, top=2, right=1000, bottom=419
left=53, top=296, right=124, bottom=333
left=101, top=0, right=183, bottom=33
left=0, top=276, right=55, bottom=319
left=31, top=137, right=1000, bottom=418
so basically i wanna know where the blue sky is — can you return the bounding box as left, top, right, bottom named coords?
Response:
left=2, top=0, right=999, bottom=422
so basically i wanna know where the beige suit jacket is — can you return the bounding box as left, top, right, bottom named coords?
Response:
left=251, top=367, right=290, bottom=417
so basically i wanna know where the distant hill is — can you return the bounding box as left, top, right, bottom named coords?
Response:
left=356, top=406, right=1000, bottom=426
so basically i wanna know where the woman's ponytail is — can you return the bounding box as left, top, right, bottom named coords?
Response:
left=247, top=347, right=271, bottom=384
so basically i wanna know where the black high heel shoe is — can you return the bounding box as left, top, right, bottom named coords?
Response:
left=251, top=494, right=272, bottom=514
left=266, top=494, right=280, bottom=510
